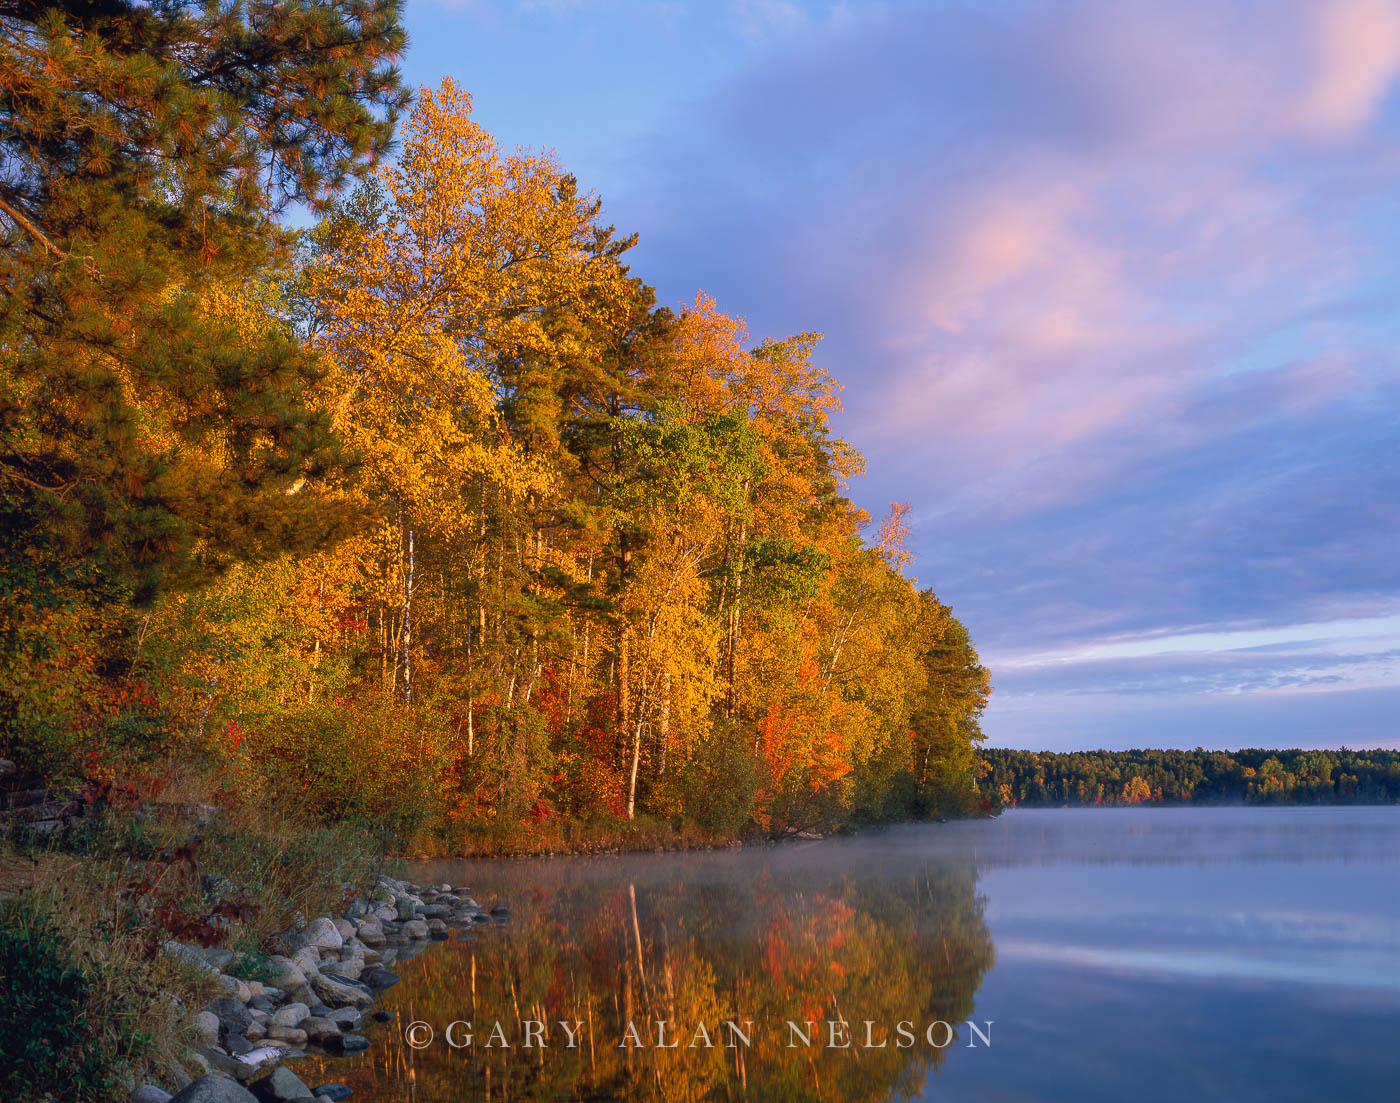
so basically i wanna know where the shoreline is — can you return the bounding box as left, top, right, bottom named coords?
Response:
left=137, top=875, right=505, bottom=1103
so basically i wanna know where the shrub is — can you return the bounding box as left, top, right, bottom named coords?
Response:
left=676, top=720, right=758, bottom=836
left=0, top=897, right=132, bottom=1102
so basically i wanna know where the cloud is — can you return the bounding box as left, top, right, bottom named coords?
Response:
left=407, top=0, right=1400, bottom=746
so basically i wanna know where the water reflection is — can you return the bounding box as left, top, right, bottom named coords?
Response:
left=294, top=809, right=1400, bottom=1102
left=295, top=850, right=995, bottom=1102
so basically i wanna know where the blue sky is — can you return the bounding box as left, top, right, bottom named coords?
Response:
left=396, top=0, right=1400, bottom=751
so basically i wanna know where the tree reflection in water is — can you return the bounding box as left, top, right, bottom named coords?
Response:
left=295, top=848, right=994, bottom=1102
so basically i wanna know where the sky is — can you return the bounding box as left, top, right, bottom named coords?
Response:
left=396, top=0, right=1400, bottom=751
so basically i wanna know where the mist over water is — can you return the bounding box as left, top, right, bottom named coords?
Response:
left=297, top=808, right=1400, bottom=1102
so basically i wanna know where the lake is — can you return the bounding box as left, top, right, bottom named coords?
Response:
left=295, top=807, right=1400, bottom=1101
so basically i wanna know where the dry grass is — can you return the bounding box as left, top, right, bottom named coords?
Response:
left=1, top=764, right=396, bottom=1095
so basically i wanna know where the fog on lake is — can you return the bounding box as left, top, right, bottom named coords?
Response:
left=296, top=807, right=1400, bottom=1102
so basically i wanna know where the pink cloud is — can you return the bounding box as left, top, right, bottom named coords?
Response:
left=1294, top=0, right=1400, bottom=140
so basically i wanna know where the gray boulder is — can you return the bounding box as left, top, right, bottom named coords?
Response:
left=210, top=998, right=252, bottom=1033
left=300, top=1017, right=340, bottom=1043
left=250, top=1066, right=315, bottom=1102
left=262, top=957, right=307, bottom=991
left=359, top=966, right=401, bottom=990
left=303, top=918, right=343, bottom=953
left=310, top=972, right=375, bottom=1009
left=320, top=959, right=362, bottom=982
left=194, top=1010, right=221, bottom=1045
left=131, top=1086, right=174, bottom=1103
left=321, top=1033, right=370, bottom=1055
left=325, top=1006, right=361, bottom=1031
left=169, top=1074, right=258, bottom=1103
left=290, top=945, right=322, bottom=977
left=264, top=1024, right=308, bottom=1045
left=271, top=1002, right=310, bottom=1028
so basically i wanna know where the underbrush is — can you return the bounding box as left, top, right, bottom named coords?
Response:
left=0, top=769, right=395, bottom=1100
left=411, top=813, right=735, bottom=858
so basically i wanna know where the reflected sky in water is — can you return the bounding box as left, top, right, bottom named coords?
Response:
left=295, top=808, right=1400, bottom=1102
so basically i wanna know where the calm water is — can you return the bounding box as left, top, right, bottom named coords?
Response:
left=296, top=807, right=1400, bottom=1101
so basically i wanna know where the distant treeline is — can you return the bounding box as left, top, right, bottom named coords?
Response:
left=982, top=747, right=1400, bottom=807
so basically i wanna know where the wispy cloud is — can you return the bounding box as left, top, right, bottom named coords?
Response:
left=401, top=0, right=1400, bottom=747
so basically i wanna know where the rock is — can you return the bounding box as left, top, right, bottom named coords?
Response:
left=272, top=1003, right=310, bottom=1028
left=331, top=917, right=356, bottom=942
left=426, top=919, right=447, bottom=937
left=194, top=1045, right=272, bottom=1082
left=344, top=899, right=367, bottom=921
left=168, top=1074, right=259, bottom=1103
left=291, top=945, right=322, bottom=977
left=131, top=1085, right=174, bottom=1103
left=359, top=967, right=401, bottom=991
left=260, top=987, right=285, bottom=1003
left=285, top=984, right=315, bottom=1008
left=263, top=957, right=307, bottom=991
left=250, top=1066, right=315, bottom=1102
left=490, top=904, right=511, bottom=918
left=168, top=1060, right=194, bottom=1091
left=184, top=1051, right=213, bottom=1077
left=223, top=1034, right=255, bottom=1057
left=393, top=898, right=417, bottom=921
left=371, top=904, right=397, bottom=923
left=400, top=919, right=428, bottom=940
left=164, top=942, right=221, bottom=976
left=371, top=1010, right=394, bottom=1023
left=0, top=757, right=15, bottom=777
left=312, top=1085, right=351, bottom=1103
left=195, top=1011, right=221, bottom=1045
left=217, top=975, right=252, bottom=1003
left=352, top=922, right=384, bottom=948
left=210, top=998, right=253, bottom=1033
left=310, top=972, right=374, bottom=1009
left=361, top=949, right=381, bottom=966
left=415, top=903, right=451, bottom=919
left=321, top=1033, right=371, bottom=1055
left=245, top=1021, right=266, bottom=1041
left=321, top=959, right=362, bottom=982
left=248, top=996, right=275, bottom=1014
left=438, top=882, right=452, bottom=893
left=300, top=1017, right=340, bottom=1043
left=205, top=948, right=235, bottom=972
left=325, top=1007, right=361, bottom=1031
left=264, top=1024, right=308, bottom=1045
left=304, top=918, right=343, bottom=953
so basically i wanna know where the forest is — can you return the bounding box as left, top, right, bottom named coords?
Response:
left=983, top=747, right=1400, bottom=807
left=0, top=3, right=993, bottom=855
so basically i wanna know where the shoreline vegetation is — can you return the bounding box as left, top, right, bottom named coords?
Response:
left=984, top=747, right=1400, bottom=807
left=1, top=3, right=993, bottom=1099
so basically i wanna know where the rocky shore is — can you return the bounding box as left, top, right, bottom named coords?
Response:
left=135, top=876, right=507, bottom=1103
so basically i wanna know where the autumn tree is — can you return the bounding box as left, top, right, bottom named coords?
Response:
left=0, top=0, right=409, bottom=775
left=0, top=0, right=409, bottom=597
